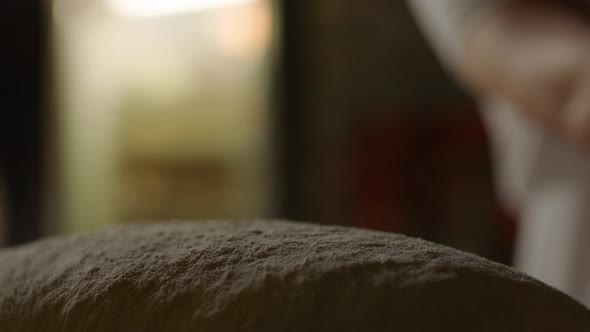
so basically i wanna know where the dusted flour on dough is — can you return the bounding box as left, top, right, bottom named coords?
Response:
left=0, top=220, right=589, bottom=331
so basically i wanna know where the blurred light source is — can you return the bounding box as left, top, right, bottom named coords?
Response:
left=106, top=0, right=257, bottom=18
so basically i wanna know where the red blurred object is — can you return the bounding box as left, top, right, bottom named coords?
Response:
left=349, top=103, right=515, bottom=262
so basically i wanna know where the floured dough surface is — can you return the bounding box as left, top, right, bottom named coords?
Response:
left=0, top=220, right=589, bottom=331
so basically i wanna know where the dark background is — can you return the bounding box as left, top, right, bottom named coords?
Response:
left=277, top=1, right=514, bottom=263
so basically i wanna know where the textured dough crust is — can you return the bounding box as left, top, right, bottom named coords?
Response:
left=0, top=220, right=589, bottom=331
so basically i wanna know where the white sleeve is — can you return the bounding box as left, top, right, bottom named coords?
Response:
left=407, top=0, right=489, bottom=68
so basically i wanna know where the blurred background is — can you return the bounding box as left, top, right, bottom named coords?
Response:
left=0, top=0, right=514, bottom=264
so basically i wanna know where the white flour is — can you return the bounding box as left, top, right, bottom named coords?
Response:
left=0, top=220, right=589, bottom=331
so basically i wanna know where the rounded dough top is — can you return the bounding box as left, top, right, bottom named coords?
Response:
left=1, top=220, right=589, bottom=331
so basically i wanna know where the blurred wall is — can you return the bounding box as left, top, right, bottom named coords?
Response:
left=0, top=185, right=5, bottom=247
left=0, top=1, right=49, bottom=245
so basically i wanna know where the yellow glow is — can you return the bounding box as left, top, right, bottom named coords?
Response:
left=106, top=0, right=257, bottom=18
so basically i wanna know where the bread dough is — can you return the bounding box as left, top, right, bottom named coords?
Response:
left=1, top=220, right=589, bottom=331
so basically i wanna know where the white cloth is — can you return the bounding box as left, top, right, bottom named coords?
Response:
left=408, top=0, right=590, bottom=306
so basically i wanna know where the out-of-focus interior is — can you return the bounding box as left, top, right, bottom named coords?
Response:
left=0, top=0, right=513, bottom=264
left=54, top=0, right=277, bottom=232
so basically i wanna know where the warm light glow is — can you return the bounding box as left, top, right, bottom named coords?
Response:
left=214, top=2, right=272, bottom=59
left=106, top=0, right=257, bottom=18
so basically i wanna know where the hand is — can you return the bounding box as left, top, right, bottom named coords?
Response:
left=460, top=2, right=590, bottom=147
left=563, top=63, right=590, bottom=146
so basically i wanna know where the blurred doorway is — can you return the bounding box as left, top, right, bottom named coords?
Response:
left=53, top=0, right=278, bottom=232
